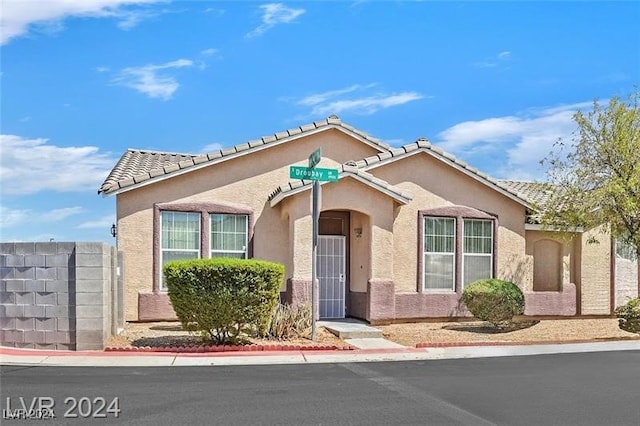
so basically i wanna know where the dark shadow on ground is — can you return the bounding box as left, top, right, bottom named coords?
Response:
left=442, top=320, right=540, bottom=334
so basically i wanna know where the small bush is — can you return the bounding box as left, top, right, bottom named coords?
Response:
left=266, top=303, right=311, bottom=339
left=164, top=258, right=284, bottom=345
left=614, top=298, right=640, bottom=334
left=462, top=279, right=525, bottom=328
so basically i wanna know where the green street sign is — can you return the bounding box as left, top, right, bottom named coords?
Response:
left=290, top=166, right=339, bottom=182
left=309, top=148, right=321, bottom=168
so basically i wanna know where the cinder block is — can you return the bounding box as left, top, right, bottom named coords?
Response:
left=76, top=253, right=105, bottom=267
left=57, top=292, right=71, bottom=305
left=57, top=318, right=71, bottom=331
left=75, top=267, right=104, bottom=280
left=15, top=317, right=35, bottom=331
left=35, top=243, right=57, bottom=255
left=15, top=342, right=35, bottom=349
left=76, top=305, right=104, bottom=319
left=76, top=318, right=105, bottom=331
left=0, top=243, right=16, bottom=254
left=45, top=254, right=69, bottom=267
left=45, top=280, right=70, bottom=293
left=76, top=330, right=103, bottom=343
left=35, top=291, right=57, bottom=305
left=45, top=305, right=68, bottom=318
left=56, top=242, right=76, bottom=254
left=0, top=292, right=15, bottom=304
left=5, top=280, right=24, bottom=292
left=0, top=268, right=14, bottom=279
left=15, top=292, right=35, bottom=305
left=56, top=343, right=74, bottom=350
left=0, top=317, right=16, bottom=329
left=75, top=242, right=107, bottom=254
left=45, top=331, right=71, bottom=344
left=25, top=280, right=46, bottom=292
left=56, top=266, right=70, bottom=280
left=0, top=256, right=5, bottom=267
left=75, top=280, right=104, bottom=292
left=4, top=330, right=24, bottom=343
left=5, top=255, right=25, bottom=267
left=35, top=317, right=56, bottom=331
left=75, top=292, right=104, bottom=306
left=35, top=267, right=57, bottom=280
left=25, top=255, right=46, bottom=267
left=35, top=343, right=56, bottom=350
left=24, top=330, right=46, bottom=344
left=3, top=305, right=24, bottom=317
left=15, top=243, right=35, bottom=255
left=23, top=305, right=45, bottom=318
left=14, top=267, right=35, bottom=279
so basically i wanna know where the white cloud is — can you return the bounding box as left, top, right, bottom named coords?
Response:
left=200, top=142, right=223, bottom=153
left=436, top=101, right=594, bottom=180
left=112, top=58, right=194, bottom=100
left=295, top=84, right=424, bottom=116
left=474, top=50, right=512, bottom=68
left=0, top=205, right=84, bottom=229
left=246, top=3, right=305, bottom=38
left=77, top=214, right=115, bottom=229
left=0, top=0, right=161, bottom=45
left=0, top=134, right=116, bottom=194
left=200, top=48, right=218, bottom=57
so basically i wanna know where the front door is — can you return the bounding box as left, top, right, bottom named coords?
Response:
left=318, top=235, right=346, bottom=319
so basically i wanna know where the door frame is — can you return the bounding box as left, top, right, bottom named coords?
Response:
left=319, top=210, right=350, bottom=315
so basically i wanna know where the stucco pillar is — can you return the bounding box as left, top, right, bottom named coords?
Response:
left=367, top=218, right=395, bottom=322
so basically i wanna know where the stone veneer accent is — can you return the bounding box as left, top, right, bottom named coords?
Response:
left=0, top=242, right=123, bottom=351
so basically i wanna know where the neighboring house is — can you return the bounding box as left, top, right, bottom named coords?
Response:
left=99, top=116, right=637, bottom=323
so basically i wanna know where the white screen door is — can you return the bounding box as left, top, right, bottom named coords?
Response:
left=318, top=235, right=346, bottom=319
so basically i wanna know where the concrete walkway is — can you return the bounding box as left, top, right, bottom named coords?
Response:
left=318, top=319, right=405, bottom=349
left=2, top=340, right=639, bottom=367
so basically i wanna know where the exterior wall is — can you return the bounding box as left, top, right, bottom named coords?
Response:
left=522, top=231, right=576, bottom=316
left=117, top=129, right=383, bottom=320
left=0, top=242, right=123, bottom=351
left=365, top=152, right=527, bottom=319
left=614, top=253, right=638, bottom=308
left=580, top=226, right=612, bottom=315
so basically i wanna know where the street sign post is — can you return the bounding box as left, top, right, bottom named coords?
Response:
left=289, top=166, right=339, bottom=182
left=288, top=149, right=341, bottom=341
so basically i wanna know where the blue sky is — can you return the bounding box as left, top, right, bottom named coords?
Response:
left=1, top=1, right=638, bottom=243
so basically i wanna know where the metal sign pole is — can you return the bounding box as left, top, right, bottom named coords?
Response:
left=311, top=179, right=320, bottom=341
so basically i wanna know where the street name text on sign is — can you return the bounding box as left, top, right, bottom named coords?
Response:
left=289, top=166, right=339, bottom=182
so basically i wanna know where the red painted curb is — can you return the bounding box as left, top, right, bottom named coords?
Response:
left=102, top=343, right=353, bottom=354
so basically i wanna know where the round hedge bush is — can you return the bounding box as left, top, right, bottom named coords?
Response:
left=462, top=279, right=525, bottom=327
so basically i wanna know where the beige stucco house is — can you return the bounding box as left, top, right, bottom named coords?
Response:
left=99, top=116, right=637, bottom=323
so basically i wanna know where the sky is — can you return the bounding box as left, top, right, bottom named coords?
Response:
left=1, top=0, right=638, bottom=243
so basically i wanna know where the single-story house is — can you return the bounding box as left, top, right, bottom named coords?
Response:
left=99, top=115, right=638, bottom=322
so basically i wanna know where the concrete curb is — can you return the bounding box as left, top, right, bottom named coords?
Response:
left=2, top=340, right=639, bottom=367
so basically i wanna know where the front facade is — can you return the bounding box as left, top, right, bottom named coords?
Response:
left=99, top=116, right=635, bottom=323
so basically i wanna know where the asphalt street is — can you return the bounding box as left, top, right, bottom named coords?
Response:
left=2, top=350, right=639, bottom=425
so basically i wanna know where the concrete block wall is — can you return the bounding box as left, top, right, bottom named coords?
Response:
left=0, top=242, right=123, bottom=351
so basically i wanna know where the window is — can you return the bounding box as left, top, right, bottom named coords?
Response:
left=462, top=219, right=493, bottom=287
left=421, top=210, right=496, bottom=292
left=156, top=206, right=252, bottom=291
left=423, top=217, right=456, bottom=290
left=211, top=214, right=248, bottom=258
left=161, top=211, right=200, bottom=289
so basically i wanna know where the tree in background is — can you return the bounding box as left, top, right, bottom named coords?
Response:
left=540, top=88, right=639, bottom=291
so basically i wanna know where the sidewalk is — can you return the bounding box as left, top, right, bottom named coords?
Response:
left=2, top=340, right=639, bottom=367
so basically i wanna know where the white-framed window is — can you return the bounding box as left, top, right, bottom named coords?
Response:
left=160, top=211, right=201, bottom=289
left=462, top=219, right=493, bottom=287
left=423, top=217, right=456, bottom=291
left=211, top=214, right=248, bottom=258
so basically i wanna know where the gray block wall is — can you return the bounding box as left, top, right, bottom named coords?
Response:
left=0, top=242, right=124, bottom=351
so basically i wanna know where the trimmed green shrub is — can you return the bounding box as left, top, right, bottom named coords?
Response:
left=462, top=279, right=525, bottom=328
left=614, top=298, right=640, bottom=334
left=164, top=258, right=284, bottom=344
left=266, top=303, right=311, bottom=339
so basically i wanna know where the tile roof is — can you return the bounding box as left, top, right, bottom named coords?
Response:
left=268, top=163, right=413, bottom=207
left=496, top=180, right=552, bottom=206
left=355, top=138, right=534, bottom=208
left=98, top=115, right=390, bottom=195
